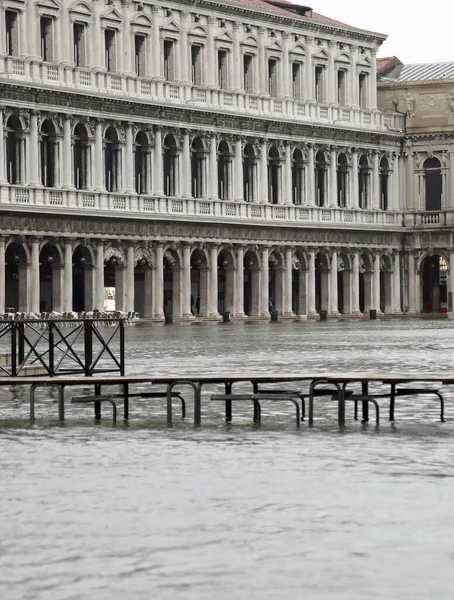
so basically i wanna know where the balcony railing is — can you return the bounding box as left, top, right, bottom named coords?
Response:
left=3, top=185, right=403, bottom=228
left=405, top=211, right=449, bottom=226
left=1, top=57, right=406, bottom=133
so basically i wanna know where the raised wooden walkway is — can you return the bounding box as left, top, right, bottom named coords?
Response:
left=0, top=372, right=452, bottom=426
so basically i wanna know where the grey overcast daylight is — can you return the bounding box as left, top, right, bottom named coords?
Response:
left=293, top=0, right=450, bottom=63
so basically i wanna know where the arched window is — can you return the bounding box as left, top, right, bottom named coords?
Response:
left=379, top=156, right=390, bottom=211
left=73, top=123, right=90, bottom=190
left=217, top=140, right=231, bottom=200
left=134, top=131, right=150, bottom=194
left=191, top=137, right=205, bottom=198
left=104, top=127, right=121, bottom=192
left=337, top=153, right=348, bottom=207
left=163, top=134, right=178, bottom=196
left=40, top=120, right=58, bottom=187
left=291, top=149, right=304, bottom=205
left=268, top=145, right=281, bottom=205
left=424, top=157, right=442, bottom=211
left=315, top=150, right=327, bottom=207
left=5, top=116, right=24, bottom=184
left=243, top=143, right=256, bottom=202
left=358, top=155, right=370, bottom=209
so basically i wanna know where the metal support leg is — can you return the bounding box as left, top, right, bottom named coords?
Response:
left=123, top=383, right=129, bottom=420
left=436, top=392, right=445, bottom=422
left=167, top=381, right=201, bottom=425
left=389, top=383, right=396, bottom=421
left=225, top=382, right=232, bottom=423
left=362, top=381, right=369, bottom=423
left=253, top=400, right=261, bottom=423
left=58, top=385, right=65, bottom=422
left=338, top=385, right=345, bottom=426
left=30, top=384, right=37, bottom=421
left=94, top=384, right=101, bottom=420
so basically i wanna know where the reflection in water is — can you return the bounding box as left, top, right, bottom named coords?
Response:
left=1, top=320, right=454, bottom=600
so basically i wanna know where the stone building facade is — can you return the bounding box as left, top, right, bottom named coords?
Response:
left=0, top=0, right=440, bottom=320
left=378, top=58, right=454, bottom=314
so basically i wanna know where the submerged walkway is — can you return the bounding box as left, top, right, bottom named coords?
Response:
left=0, top=372, right=452, bottom=426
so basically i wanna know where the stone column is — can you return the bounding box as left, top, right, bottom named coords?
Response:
left=407, top=253, right=418, bottom=313
left=125, top=245, right=135, bottom=312
left=62, top=117, right=73, bottom=189
left=393, top=253, right=402, bottom=314
left=26, top=0, right=37, bottom=57
left=329, top=146, right=337, bottom=207
left=0, top=110, right=5, bottom=183
left=95, top=243, right=104, bottom=311
left=352, top=252, right=361, bottom=314
left=151, top=7, right=162, bottom=78
left=327, top=41, right=336, bottom=104
left=29, top=239, right=40, bottom=313
left=449, top=151, right=454, bottom=209
left=206, top=18, right=216, bottom=87
left=284, top=247, right=294, bottom=315
left=307, top=250, right=316, bottom=315
left=209, top=135, right=218, bottom=199
left=235, top=138, right=243, bottom=201
left=153, top=244, right=164, bottom=319
left=209, top=245, right=219, bottom=317
left=370, top=47, right=378, bottom=110
left=153, top=127, right=164, bottom=195
left=406, top=152, right=415, bottom=210
left=350, top=46, right=359, bottom=107
left=257, top=28, right=266, bottom=95
left=94, top=119, right=104, bottom=191
left=259, top=140, right=268, bottom=203
left=306, top=144, right=315, bottom=206
left=0, top=238, right=5, bottom=313
left=329, top=251, right=339, bottom=314
left=182, top=244, right=192, bottom=317
left=284, top=143, right=292, bottom=204
left=29, top=111, right=40, bottom=186
left=282, top=32, right=291, bottom=98
left=181, top=130, right=191, bottom=197
left=125, top=123, right=135, bottom=194
left=373, top=253, right=381, bottom=313
left=261, top=247, right=269, bottom=316
left=179, top=12, right=190, bottom=83
left=305, top=37, right=314, bottom=101
left=372, top=151, right=380, bottom=210
left=392, top=153, right=399, bottom=211
left=232, top=22, right=242, bottom=92
left=236, top=246, right=245, bottom=316
left=64, top=241, right=73, bottom=312
left=351, top=148, right=359, bottom=209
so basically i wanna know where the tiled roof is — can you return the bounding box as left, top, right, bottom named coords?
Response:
left=381, top=61, right=454, bottom=82
left=216, top=0, right=377, bottom=33
left=376, top=56, right=397, bottom=73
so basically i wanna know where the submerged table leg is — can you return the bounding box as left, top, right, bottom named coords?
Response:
left=58, top=385, right=65, bottom=422
left=225, top=382, right=232, bottom=423
left=389, top=383, right=396, bottom=421
left=123, top=383, right=129, bottom=420
left=94, top=384, right=101, bottom=420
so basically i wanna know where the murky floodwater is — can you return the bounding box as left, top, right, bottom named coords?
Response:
left=2, top=320, right=454, bottom=600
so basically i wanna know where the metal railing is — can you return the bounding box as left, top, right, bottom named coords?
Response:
left=0, top=319, right=125, bottom=377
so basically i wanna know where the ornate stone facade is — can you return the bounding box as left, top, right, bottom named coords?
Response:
left=0, top=0, right=447, bottom=318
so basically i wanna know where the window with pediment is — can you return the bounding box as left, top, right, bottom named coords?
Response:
left=5, top=10, right=19, bottom=57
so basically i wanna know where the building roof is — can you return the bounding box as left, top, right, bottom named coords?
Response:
left=215, top=0, right=385, bottom=36
left=376, top=56, right=398, bottom=73
left=379, top=60, right=454, bottom=82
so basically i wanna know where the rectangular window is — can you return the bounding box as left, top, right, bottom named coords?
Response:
left=135, top=34, right=146, bottom=77
left=337, top=70, right=346, bottom=105
left=73, top=22, right=85, bottom=67
left=292, top=62, right=302, bottom=100
left=315, top=66, right=325, bottom=102
left=163, top=39, right=174, bottom=81
left=5, top=11, right=19, bottom=57
left=218, top=49, right=228, bottom=89
left=359, top=73, right=367, bottom=108
left=191, top=45, right=202, bottom=85
left=268, top=58, right=278, bottom=97
left=104, top=29, right=116, bottom=72
left=243, top=54, right=253, bottom=92
left=40, top=16, right=53, bottom=62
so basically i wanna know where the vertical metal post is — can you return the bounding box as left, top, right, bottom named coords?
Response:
left=119, top=320, right=125, bottom=376
left=30, top=384, right=36, bottom=420
left=11, top=322, right=17, bottom=377
left=84, top=320, right=93, bottom=377
left=195, top=382, right=202, bottom=425
left=166, top=383, right=173, bottom=425
left=18, top=322, right=24, bottom=366
left=389, top=383, right=396, bottom=421
left=225, top=381, right=232, bottom=423
left=252, top=381, right=259, bottom=422
left=94, top=383, right=101, bottom=420
left=58, top=385, right=65, bottom=422
left=362, top=381, right=369, bottom=422
left=48, top=322, right=54, bottom=376
left=338, top=384, right=345, bottom=426
left=123, top=383, right=129, bottom=420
